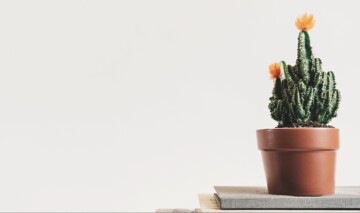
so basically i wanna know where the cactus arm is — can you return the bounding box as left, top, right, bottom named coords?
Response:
left=320, top=72, right=328, bottom=99
left=297, top=31, right=313, bottom=83
left=269, top=100, right=282, bottom=121
left=286, top=65, right=299, bottom=82
left=298, top=81, right=306, bottom=93
left=323, top=89, right=341, bottom=123
left=304, top=87, right=315, bottom=112
left=288, top=104, right=297, bottom=126
left=297, top=31, right=313, bottom=59
left=317, top=88, right=332, bottom=123
left=310, top=58, right=321, bottom=85
left=280, top=61, right=288, bottom=79
left=315, top=58, right=322, bottom=73
left=327, top=72, right=334, bottom=91
left=295, top=88, right=306, bottom=120
left=273, top=78, right=282, bottom=99
left=314, top=72, right=322, bottom=87
left=327, top=71, right=336, bottom=90
left=298, top=59, right=310, bottom=83
left=331, top=90, right=341, bottom=117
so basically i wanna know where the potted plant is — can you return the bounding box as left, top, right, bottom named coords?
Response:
left=257, top=14, right=341, bottom=196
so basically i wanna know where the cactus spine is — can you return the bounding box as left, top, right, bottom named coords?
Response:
left=269, top=19, right=340, bottom=127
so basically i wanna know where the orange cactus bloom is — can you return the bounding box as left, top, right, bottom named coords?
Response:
left=295, top=13, right=315, bottom=31
left=269, top=63, right=281, bottom=80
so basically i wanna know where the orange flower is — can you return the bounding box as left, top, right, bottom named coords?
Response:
left=295, top=13, right=315, bottom=31
left=269, top=63, right=281, bottom=80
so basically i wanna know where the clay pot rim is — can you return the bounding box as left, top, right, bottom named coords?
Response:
left=257, top=128, right=340, bottom=151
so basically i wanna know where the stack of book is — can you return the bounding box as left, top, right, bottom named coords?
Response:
left=157, top=186, right=360, bottom=213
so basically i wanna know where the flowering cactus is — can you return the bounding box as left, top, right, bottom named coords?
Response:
left=268, top=14, right=341, bottom=127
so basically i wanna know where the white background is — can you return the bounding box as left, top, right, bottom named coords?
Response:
left=0, top=0, right=359, bottom=211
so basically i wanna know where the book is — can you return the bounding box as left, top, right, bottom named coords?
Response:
left=214, top=186, right=360, bottom=210
left=156, top=209, right=197, bottom=213
left=198, top=194, right=360, bottom=213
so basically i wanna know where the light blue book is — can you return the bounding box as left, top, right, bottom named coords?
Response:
left=214, top=186, right=360, bottom=210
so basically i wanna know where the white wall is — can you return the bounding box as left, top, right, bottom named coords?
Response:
left=0, top=0, right=359, bottom=211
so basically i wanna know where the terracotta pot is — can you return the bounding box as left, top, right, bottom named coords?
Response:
left=257, top=128, right=339, bottom=196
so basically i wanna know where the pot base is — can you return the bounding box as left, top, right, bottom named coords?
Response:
left=262, top=150, right=336, bottom=196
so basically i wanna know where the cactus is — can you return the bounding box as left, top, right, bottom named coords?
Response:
left=268, top=14, right=341, bottom=127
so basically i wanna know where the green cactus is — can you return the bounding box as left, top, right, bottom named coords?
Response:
left=268, top=22, right=340, bottom=128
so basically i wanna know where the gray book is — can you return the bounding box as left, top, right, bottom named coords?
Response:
left=214, top=186, right=360, bottom=210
